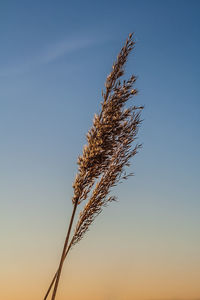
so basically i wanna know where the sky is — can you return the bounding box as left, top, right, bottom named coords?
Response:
left=0, top=0, right=200, bottom=299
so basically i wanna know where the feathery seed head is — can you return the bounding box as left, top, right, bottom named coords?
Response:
left=72, top=33, right=143, bottom=209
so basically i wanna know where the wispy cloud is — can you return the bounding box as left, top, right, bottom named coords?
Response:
left=39, top=37, right=94, bottom=64
left=0, top=35, right=104, bottom=77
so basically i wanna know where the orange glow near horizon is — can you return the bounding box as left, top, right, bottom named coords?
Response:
left=1, top=226, right=200, bottom=300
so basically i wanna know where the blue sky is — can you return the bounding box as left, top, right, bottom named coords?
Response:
left=0, top=1, right=200, bottom=299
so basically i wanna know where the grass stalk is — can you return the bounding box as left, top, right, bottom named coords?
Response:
left=50, top=200, right=78, bottom=300
left=43, top=33, right=143, bottom=300
left=43, top=244, right=71, bottom=300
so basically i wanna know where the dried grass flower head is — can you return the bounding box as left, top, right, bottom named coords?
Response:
left=72, top=33, right=143, bottom=206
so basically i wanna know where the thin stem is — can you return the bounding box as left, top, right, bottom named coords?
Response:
left=50, top=200, right=78, bottom=300
left=43, top=273, right=57, bottom=300
left=43, top=244, right=71, bottom=300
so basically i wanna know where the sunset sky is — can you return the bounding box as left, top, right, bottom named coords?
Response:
left=1, top=1, right=200, bottom=299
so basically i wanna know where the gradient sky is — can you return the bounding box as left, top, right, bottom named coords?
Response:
left=1, top=1, right=200, bottom=299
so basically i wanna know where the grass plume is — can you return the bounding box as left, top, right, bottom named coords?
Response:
left=44, top=33, right=143, bottom=300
